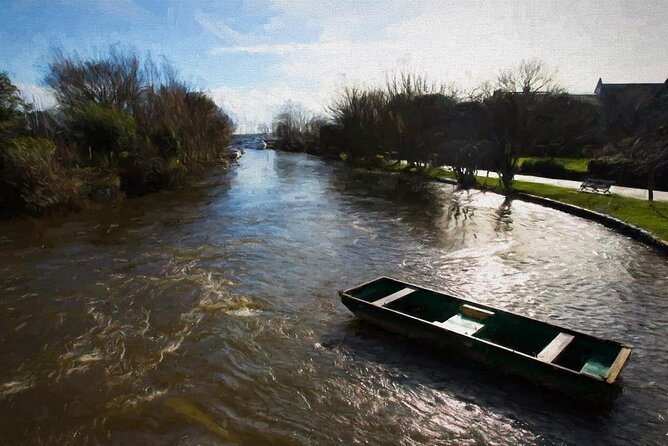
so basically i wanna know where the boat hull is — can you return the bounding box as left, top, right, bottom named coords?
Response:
left=340, top=278, right=629, bottom=402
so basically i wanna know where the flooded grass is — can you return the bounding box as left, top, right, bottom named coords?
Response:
left=380, top=161, right=668, bottom=242
left=506, top=181, right=668, bottom=242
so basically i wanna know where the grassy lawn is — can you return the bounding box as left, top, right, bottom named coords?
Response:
left=383, top=161, right=668, bottom=242
left=518, top=157, right=591, bottom=173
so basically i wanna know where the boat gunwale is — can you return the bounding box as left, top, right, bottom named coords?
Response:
left=339, top=276, right=632, bottom=384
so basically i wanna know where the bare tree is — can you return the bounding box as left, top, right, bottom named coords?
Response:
left=466, top=80, right=494, bottom=102
left=328, top=86, right=386, bottom=158
left=46, top=48, right=145, bottom=114
left=497, top=58, right=564, bottom=94
left=628, top=86, right=668, bottom=201
left=380, top=72, right=457, bottom=166
left=482, top=91, right=531, bottom=192
left=272, top=101, right=324, bottom=152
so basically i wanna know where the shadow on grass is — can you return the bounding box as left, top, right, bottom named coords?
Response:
left=649, top=202, right=668, bottom=221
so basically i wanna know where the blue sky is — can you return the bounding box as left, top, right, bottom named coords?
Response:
left=1, top=0, right=667, bottom=133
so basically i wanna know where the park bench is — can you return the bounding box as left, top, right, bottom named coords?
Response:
left=579, top=178, right=614, bottom=194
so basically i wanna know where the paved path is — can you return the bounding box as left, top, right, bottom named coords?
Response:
left=476, top=170, right=668, bottom=202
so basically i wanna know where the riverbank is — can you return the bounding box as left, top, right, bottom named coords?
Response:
left=376, top=161, right=668, bottom=250
left=0, top=145, right=235, bottom=219
left=1, top=54, right=236, bottom=219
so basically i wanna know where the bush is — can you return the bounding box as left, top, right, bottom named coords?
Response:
left=519, top=158, right=582, bottom=180
left=0, top=137, right=78, bottom=216
left=319, top=124, right=348, bottom=157
left=272, top=102, right=325, bottom=154
left=0, top=72, right=30, bottom=134
left=118, top=153, right=188, bottom=195
left=47, top=50, right=234, bottom=166
left=149, top=124, right=181, bottom=160
left=70, top=102, right=137, bottom=165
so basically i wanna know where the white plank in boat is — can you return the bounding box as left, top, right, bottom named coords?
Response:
left=435, top=314, right=485, bottom=336
left=372, top=287, right=416, bottom=307
left=537, top=332, right=574, bottom=363
left=460, top=304, right=494, bottom=320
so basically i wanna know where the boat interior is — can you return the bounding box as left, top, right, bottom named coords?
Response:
left=345, top=277, right=625, bottom=380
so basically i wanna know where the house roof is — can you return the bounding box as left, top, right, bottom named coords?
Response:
left=595, top=78, right=668, bottom=97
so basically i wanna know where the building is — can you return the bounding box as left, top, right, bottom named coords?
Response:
left=594, top=78, right=668, bottom=137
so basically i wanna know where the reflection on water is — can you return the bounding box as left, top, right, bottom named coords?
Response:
left=0, top=146, right=667, bottom=445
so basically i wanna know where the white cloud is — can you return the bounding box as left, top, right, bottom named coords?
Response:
left=201, top=1, right=497, bottom=128
left=195, top=10, right=246, bottom=44
left=17, top=84, right=57, bottom=110
left=208, top=84, right=329, bottom=134
left=211, top=42, right=336, bottom=55
left=6, top=0, right=667, bottom=137
left=206, top=0, right=667, bottom=129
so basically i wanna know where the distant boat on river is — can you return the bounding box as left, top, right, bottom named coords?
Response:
left=221, top=146, right=243, bottom=161
left=243, top=136, right=269, bottom=150
left=340, top=276, right=632, bottom=402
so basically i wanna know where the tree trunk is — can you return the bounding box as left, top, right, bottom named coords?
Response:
left=648, top=167, right=655, bottom=202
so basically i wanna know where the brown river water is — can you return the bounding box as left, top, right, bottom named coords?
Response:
left=1, top=141, right=667, bottom=445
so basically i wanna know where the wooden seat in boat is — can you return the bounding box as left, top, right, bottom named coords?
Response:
left=537, top=332, right=574, bottom=363
left=460, top=304, right=494, bottom=320
left=372, top=287, right=416, bottom=307
left=435, top=314, right=485, bottom=336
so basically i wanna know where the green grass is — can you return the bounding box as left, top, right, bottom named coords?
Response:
left=518, top=157, right=591, bottom=173
left=384, top=161, right=409, bottom=172
left=426, top=166, right=457, bottom=181
left=379, top=160, right=668, bottom=242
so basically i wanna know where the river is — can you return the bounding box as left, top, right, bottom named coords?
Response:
left=1, top=142, right=667, bottom=445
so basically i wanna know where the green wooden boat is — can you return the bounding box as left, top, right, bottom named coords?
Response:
left=339, top=276, right=632, bottom=401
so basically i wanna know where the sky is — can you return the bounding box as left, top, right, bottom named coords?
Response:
left=1, top=0, right=667, bottom=133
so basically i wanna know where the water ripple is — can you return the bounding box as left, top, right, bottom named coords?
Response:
left=0, top=148, right=666, bottom=444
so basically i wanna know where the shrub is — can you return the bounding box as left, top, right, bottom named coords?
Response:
left=47, top=50, right=234, bottom=166
left=0, top=71, right=30, bottom=135
left=70, top=102, right=137, bottom=165
left=118, top=153, right=188, bottom=195
left=329, top=87, right=386, bottom=158
left=0, top=137, right=78, bottom=216
left=272, top=102, right=325, bottom=154
left=149, top=123, right=181, bottom=160
left=519, top=158, right=571, bottom=179
left=319, top=124, right=347, bottom=157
